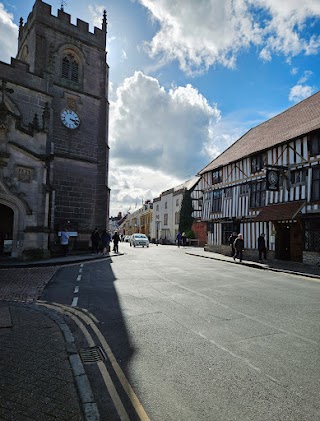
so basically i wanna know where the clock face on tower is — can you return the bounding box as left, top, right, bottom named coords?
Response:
left=60, top=109, right=80, bottom=129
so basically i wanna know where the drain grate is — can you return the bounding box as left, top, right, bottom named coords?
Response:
left=79, top=346, right=106, bottom=364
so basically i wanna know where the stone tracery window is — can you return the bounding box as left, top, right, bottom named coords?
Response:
left=61, top=52, right=79, bottom=83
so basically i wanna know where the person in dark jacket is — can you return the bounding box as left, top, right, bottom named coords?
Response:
left=112, top=231, right=120, bottom=253
left=233, top=233, right=244, bottom=262
left=257, top=233, right=267, bottom=261
left=101, top=230, right=111, bottom=255
left=91, top=228, right=100, bottom=254
left=176, top=231, right=182, bottom=247
left=228, top=232, right=238, bottom=256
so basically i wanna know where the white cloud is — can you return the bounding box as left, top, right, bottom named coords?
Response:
left=289, top=84, right=314, bottom=102
left=0, top=3, right=18, bottom=63
left=88, top=4, right=105, bottom=29
left=138, top=0, right=320, bottom=74
left=297, top=70, right=313, bottom=84
left=109, top=71, right=221, bottom=216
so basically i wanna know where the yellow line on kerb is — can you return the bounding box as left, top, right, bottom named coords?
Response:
left=37, top=301, right=150, bottom=421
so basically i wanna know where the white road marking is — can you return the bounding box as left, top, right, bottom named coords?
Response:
left=71, top=297, right=78, bottom=307
left=77, top=275, right=82, bottom=281
left=74, top=286, right=79, bottom=293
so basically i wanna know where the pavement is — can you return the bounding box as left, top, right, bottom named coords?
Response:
left=0, top=247, right=319, bottom=421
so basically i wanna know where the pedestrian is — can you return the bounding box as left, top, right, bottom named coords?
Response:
left=91, top=228, right=100, bottom=254
left=257, top=233, right=267, bottom=261
left=112, top=230, right=120, bottom=253
left=182, top=232, right=187, bottom=246
left=60, top=227, right=70, bottom=256
left=101, top=230, right=111, bottom=255
left=228, top=232, right=238, bottom=257
left=233, top=233, right=244, bottom=262
left=176, top=231, right=182, bottom=247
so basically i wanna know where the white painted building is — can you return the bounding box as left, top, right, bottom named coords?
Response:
left=151, top=178, right=199, bottom=243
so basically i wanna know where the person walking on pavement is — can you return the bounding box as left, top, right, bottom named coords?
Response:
left=101, top=230, right=111, bottom=255
left=112, top=231, right=120, bottom=253
left=258, top=233, right=267, bottom=261
left=91, top=228, right=100, bottom=254
left=228, top=231, right=238, bottom=257
left=176, top=231, right=182, bottom=247
left=60, top=227, right=70, bottom=256
left=233, top=233, right=244, bottom=262
left=182, top=232, right=187, bottom=247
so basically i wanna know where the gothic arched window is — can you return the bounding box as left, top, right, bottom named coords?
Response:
left=61, top=52, right=79, bottom=83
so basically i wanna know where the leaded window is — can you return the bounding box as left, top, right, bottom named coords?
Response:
left=212, top=170, right=222, bottom=184
left=290, top=169, right=306, bottom=185
left=251, top=153, right=267, bottom=173
left=308, top=131, right=320, bottom=156
left=250, top=181, right=266, bottom=208
left=304, top=218, right=320, bottom=251
left=212, top=190, right=222, bottom=212
left=311, top=166, right=320, bottom=201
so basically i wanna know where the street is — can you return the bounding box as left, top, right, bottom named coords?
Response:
left=38, top=243, right=320, bottom=420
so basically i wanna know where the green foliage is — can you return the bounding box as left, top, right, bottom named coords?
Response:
left=185, top=229, right=195, bottom=239
left=179, top=189, right=194, bottom=234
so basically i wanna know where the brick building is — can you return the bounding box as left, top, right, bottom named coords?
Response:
left=0, top=0, right=110, bottom=258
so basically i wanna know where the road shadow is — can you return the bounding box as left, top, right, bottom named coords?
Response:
left=41, top=258, right=139, bottom=421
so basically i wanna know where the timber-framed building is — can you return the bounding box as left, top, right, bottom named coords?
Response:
left=196, top=92, right=320, bottom=265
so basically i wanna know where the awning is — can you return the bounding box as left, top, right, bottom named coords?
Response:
left=254, top=201, right=305, bottom=222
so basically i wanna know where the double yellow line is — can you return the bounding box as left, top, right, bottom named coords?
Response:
left=37, top=301, right=150, bottom=421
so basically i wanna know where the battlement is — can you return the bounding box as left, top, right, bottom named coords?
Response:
left=19, top=0, right=107, bottom=49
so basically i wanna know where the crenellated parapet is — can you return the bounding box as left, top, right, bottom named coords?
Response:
left=18, top=0, right=107, bottom=52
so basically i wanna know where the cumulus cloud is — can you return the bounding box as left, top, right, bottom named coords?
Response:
left=110, top=71, right=220, bottom=177
left=289, top=84, right=314, bottom=102
left=138, top=0, right=320, bottom=74
left=0, top=4, right=18, bottom=63
left=109, top=71, right=221, bottom=215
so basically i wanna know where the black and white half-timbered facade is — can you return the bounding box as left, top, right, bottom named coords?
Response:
left=196, top=91, right=320, bottom=265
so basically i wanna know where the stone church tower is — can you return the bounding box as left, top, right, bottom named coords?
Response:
left=0, top=0, right=110, bottom=258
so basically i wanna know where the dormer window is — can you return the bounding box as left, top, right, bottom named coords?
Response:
left=61, top=53, right=79, bottom=83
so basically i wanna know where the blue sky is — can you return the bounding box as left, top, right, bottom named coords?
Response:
left=1, top=0, right=320, bottom=216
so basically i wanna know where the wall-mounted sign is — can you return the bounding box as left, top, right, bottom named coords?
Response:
left=266, top=169, right=280, bottom=191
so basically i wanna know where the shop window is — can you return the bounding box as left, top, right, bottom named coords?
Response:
left=250, top=181, right=266, bottom=208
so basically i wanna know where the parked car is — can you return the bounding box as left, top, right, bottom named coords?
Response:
left=130, top=233, right=149, bottom=248
left=124, top=235, right=131, bottom=242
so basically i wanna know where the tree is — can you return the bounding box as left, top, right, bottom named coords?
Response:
left=179, top=189, right=194, bottom=235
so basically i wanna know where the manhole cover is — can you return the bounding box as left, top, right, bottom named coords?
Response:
left=79, top=346, right=106, bottom=364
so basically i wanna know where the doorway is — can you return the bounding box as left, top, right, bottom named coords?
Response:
left=275, top=221, right=302, bottom=262
left=0, top=204, right=14, bottom=255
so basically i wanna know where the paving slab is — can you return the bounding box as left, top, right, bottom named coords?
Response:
left=0, top=302, right=91, bottom=420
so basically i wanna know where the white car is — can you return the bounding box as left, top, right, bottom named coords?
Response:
left=124, top=235, right=131, bottom=242
left=130, top=233, right=149, bottom=248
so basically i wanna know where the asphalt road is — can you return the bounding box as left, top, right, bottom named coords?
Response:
left=41, top=243, right=320, bottom=420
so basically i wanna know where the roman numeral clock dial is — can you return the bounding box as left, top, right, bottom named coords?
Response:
left=60, top=109, right=80, bottom=129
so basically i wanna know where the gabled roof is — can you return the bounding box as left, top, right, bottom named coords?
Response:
left=198, top=91, right=320, bottom=175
